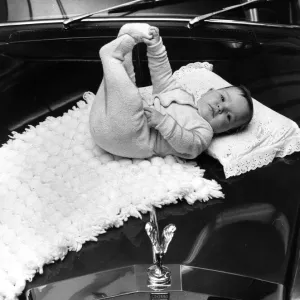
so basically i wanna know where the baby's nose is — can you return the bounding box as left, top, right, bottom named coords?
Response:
left=217, top=104, right=223, bottom=113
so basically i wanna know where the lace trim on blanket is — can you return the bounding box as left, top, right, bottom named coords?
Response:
left=222, top=135, right=300, bottom=177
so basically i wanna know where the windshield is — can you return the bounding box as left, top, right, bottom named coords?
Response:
left=0, top=0, right=294, bottom=25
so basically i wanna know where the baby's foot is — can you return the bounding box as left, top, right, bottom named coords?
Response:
left=118, top=23, right=152, bottom=43
left=99, top=34, right=136, bottom=61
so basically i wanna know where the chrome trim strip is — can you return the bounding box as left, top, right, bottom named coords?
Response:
left=206, top=18, right=300, bottom=29
left=0, top=19, right=63, bottom=26
left=0, top=17, right=189, bottom=27
left=0, top=17, right=300, bottom=29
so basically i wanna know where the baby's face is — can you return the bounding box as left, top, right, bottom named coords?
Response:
left=197, top=87, right=250, bottom=133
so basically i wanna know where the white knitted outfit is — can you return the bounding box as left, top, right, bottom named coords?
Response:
left=89, top=25, right=213, bottom=159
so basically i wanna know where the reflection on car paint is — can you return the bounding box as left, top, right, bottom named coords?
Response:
left=184, top=203, right=289, bottom=265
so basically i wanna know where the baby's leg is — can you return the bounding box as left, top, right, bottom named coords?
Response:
left=116, top=23, right=153, bottom=84
left=89, top=32, right=154, bottom=158
left=118, top=25, right=138, bottom=84
left=122, top=48, right=136, bottom=84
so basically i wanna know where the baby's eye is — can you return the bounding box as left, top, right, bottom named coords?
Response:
left=221, top=95, right=225, bottom=102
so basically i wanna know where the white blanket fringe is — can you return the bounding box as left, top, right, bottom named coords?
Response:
left=0, top=92, right=224, bottom=299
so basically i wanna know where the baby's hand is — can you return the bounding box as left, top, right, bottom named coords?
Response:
left=144, top=107, right=164, bottom=128
left=143, top=26, right=160, bottom=46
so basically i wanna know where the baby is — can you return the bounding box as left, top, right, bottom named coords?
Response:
left=89, top=23, right=253, bottom=160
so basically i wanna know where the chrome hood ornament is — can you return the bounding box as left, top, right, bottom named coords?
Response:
left=145, top=207, right=176, bottom=290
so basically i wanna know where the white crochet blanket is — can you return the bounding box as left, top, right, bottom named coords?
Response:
left=0, top=93, right=224, bottom=299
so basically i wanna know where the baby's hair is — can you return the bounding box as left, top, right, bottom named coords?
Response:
left=225, top=85, right=254, bottom=134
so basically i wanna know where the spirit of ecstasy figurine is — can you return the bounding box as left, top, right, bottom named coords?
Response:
left=145, top=207, right=176, bottom=289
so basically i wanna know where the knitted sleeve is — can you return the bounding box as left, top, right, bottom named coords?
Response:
left=147, top=38, right=179, bottom=95
left=155, top=114, right=213, bottom=159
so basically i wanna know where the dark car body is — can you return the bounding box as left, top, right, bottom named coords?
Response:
left=1, top=0, right=300, bottom=299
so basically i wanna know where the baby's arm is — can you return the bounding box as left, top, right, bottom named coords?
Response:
left=157, top=114, right=212, bottom=159
left=144, top=107, right=212, bottom=159
left=144, top=27, right=179, bottom=95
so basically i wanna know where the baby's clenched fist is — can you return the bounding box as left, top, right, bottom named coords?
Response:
left=144, top=107, right=164, bottom=128
left=143, top=26, right=160, bottom=46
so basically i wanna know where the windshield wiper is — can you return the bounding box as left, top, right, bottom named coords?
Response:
left=63, top=0, right=155, bottom=28
left=63, top=0, right=271, bottom=29
left=188, top=0, right=269, bottom=28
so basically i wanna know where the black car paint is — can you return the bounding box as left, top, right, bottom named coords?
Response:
left=1, top=10, right=300, bottom=300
